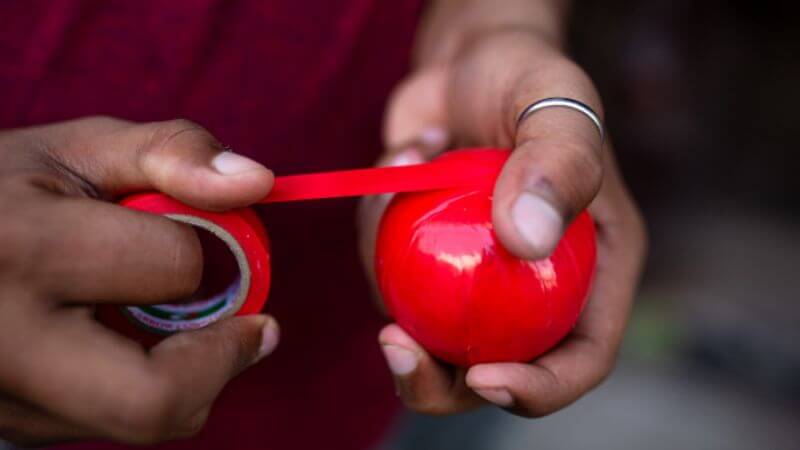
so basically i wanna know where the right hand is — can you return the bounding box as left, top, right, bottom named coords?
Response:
left=359, top=26, right=646, bottom=417
left=0, top=116, right=279, bottom=446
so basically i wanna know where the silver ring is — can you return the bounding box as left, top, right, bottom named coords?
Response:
left=516, top=97, right=605, bottom=145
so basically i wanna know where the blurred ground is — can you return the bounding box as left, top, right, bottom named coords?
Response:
left=381, top=360, right=799, bottom=450
left=380, top=1, right=800, bottom=449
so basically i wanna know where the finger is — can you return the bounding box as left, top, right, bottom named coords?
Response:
left=2, top=303, right=278, bottom=445
left=383, top=66, right=450, bottom=153
left=0, top=394, right=93, bottom=447
left=573, top=146, right=647, bottom=354
left=465, top=334, right=611, bottom=417
left=363, top=67, right=453, bottom=307
left=21, top=188, right=202, bottom=304
left=45, top=117, right=274, bottom=211
left=357, top=150, right=426, bottom=310
left=466, top=146, right=647, bottom=417
left=491, top=59, right=605, bottom=259
left=0, top=396, right=95, bottom=447
left=378, top=324, right=483, bottom=415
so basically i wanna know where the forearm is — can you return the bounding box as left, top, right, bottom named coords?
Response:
left=414, top=0, right=572, bottom=67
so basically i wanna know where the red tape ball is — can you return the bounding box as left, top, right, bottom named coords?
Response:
left=375, top=148, right=597, bottom=367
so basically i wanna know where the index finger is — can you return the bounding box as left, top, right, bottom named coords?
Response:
left=26, top=189, right=203, bottom=305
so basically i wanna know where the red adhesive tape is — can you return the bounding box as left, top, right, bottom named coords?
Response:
left=262, top=148, right=505, bottom=203
left=100, top=149, right=513, bottom=340
left=96, top=193, right=271, bottom=342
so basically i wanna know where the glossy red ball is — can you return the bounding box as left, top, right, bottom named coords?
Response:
left=375, top=148, right=597, bottom=367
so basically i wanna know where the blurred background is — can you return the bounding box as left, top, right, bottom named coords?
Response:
left=380, top=1, right=800, bottom=449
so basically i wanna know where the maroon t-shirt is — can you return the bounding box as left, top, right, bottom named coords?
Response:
left=0, top=1, right=424, bottom=448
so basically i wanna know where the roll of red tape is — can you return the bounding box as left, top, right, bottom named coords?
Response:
left=96, top=193, right=271, bottom=342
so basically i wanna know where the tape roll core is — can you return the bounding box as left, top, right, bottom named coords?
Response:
left=124, top=214, right=253, bottom=333
left=103, top=193, right=271, bottom=338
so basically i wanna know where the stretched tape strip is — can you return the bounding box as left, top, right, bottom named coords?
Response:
left=104, top=148, right=508, bottom=336
left=262, top=148, right=506, bottom=203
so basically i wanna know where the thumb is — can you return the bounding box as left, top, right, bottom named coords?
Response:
left=492, top=106, right=604, bottom=260
left=51, top=117, right=274, bottom=211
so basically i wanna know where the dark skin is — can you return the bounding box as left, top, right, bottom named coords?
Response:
left=358, top=0, right=647, bottom=415
left=0, top=0, right=646, bottom=445
left=0, top=117, right=279, bottom=446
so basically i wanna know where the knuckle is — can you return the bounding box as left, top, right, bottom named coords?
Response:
left=158, top=118, right=204, bottom=137
left=145, top=119, right=217, bottom=154
left=135, top=118, right=220, bottom=186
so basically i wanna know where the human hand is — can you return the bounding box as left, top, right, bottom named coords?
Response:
left=0, top=117, right=279, bottom=445
left=359, top=27, right=646, bottom=416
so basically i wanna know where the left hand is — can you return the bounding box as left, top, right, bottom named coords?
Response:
left=358, top=28, right=646, bottom=416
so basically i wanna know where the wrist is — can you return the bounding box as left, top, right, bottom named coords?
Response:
left=414, top=0, right=571, bottom=68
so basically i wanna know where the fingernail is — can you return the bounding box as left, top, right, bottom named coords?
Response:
left=211, top=152, right=264, bottom=175
left=384, top=149, right=425, bottom=168
left=256, top=317, right=280, bottom=361
left=420, top=127, right=448, bottom=148
left=474, top=388, right=514, bottom=408
left=512, top=192, right=564, bottom=257
left=381, top=344, right=419, bottom=376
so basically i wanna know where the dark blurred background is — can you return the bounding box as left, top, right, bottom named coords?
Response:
left=381, top=1, right=800, bottom=449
